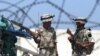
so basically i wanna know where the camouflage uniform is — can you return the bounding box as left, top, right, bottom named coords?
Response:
left=67, top=17, right=94, bottom=56
left=72, top=28, right=92, bottom=56
left=31, top=14, right=58, bottom=56
left=36, top=27, right=57, bottom=56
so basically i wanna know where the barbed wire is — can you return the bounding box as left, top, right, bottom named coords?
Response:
left=0, top=0, right=47, bottom=27
left=55, top=0, right=66, bottom=29
left=0, top=0, right=100, bottom=39
left=86, top=0, right=99, bottom=20
left=0, top=0, right=24, bottom=11
left=0, top=0, right=100, bottom=29
left=0, top=0, right=100, bottom=54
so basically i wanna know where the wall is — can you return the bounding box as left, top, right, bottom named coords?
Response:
left=16, top=29, right=100, bottom=56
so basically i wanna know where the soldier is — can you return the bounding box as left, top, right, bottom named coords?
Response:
left=67, top=17, right=95, bottom=56
left=0, top=15, right=31, bottom=56
left=0, top=16, right=17, bottom=56
left=27, top=14, right=58, bottom=56
left=0, top=16, right=6, bottom=55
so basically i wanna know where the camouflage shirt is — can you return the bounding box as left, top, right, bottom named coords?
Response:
left=74, top=28, right=92, bottom=43
left=36, top=27, right=56, bottom=48
left=73, top=28, right=92, bottom=51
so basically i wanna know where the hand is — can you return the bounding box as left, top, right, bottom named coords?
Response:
left=82, top=44, right=87, bottom=47
left=82, top=43, right=90, bottom=49
left=66, top=28, right=72, bottom=34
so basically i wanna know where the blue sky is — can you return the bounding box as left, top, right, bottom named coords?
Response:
left=0, top=0, right=100, bottom=29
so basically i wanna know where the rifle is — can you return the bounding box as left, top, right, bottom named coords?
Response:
left=10, top=20, right=34, bottom=35
left=81, top=41, right=95, bottom=55
left=11, top=20, right=40, bottom=43
left=1, top=15, right=28, bottom=30
left=10, top=20, right=29, bottom=30
left=67, top=29, right=95, bottom=55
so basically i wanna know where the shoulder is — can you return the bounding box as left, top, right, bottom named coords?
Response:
left=84, top=28, right=91, bottom=33
left=50, top=27, right=55, bottom=30
left=84, top=28, right=92, bottom=37
left=34, top=26, right=43, bottom=34
left=50, top=27, right=56, bottom=32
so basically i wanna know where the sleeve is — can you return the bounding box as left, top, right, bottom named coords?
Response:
left=33, top=28, right=43, bottom=44
left=53, top=31, right=57, bottom=42
left=52, top=28, right=57, bottom=44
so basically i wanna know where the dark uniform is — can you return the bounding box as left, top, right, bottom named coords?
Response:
left=0, top=16, right=31, bottom=56
left=0, top=16, right=17, bottom=56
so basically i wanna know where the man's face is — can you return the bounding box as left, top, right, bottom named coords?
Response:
left=43, top=21, right=51, bottom=29
left=76, top=21, right=85, bottom=27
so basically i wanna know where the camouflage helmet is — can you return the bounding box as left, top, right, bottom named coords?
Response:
left=73, top=17, right=87, bottom=24
left=41, top=14, right=55, bottom=22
